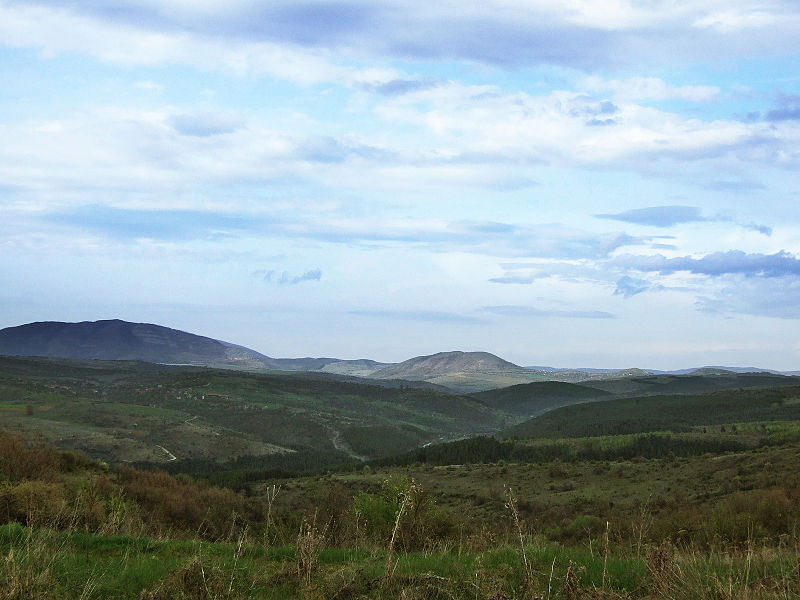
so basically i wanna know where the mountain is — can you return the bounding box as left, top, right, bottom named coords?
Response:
left=524, top=367, right=653, bottom=384
left=320, top=359, right=390, bottom=377
left=0, top=320, right=392, bottom=376
left=0, top=319, right=272, bottom=369
left=369, top=351, right=548, bottom=393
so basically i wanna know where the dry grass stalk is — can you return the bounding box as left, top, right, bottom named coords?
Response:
left=262, top=484, right=280, bottom=546
left=633, top=495, right=652, bottom=559
left=602, top=520, right=610, bottom=590
left=505, top=485, right=536, bottom=597
left=560, top=561, right=582, bottom=600
left=646, top=541, right=674, bottom=597
left=296, top=512, right=326, bottom=587
left=385, top=481, right=415, bottom=580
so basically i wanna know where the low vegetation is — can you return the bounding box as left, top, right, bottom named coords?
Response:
left=4, top=356, right=800, bottom=598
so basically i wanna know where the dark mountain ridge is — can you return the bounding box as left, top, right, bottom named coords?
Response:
left=0, top=319, right=270, bottom=368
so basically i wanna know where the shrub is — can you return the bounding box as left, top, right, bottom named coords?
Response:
left=352, top=477, right=455, bottom=550
left=0, top=480, right=68, bottom=526
left=710, top=488, right=795, bottom=542
left=0, top=434, right=62, bottom=482
left=117, top=466, right=256, bottom=540
left=312, top=481, right=352, bottom=546
left=566, top=514, right=605, bottom=539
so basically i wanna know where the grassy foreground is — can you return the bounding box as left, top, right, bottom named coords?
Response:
left=4, top=405, right=800, bottom=599
left=3, top=520, right=800, bottom=599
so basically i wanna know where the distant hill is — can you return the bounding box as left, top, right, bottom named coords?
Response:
left=369, top=351, right=548, bottom=393
left=578, top=372, right=800, bottom=397
left=499, top=384, right=800, bottom=440
left=320, top=359, right=390, bottom=377
left=0, top=320, right=273, bottom=369
left=0, top=320, right=392, bottom=376
left=526, top=367, right=652, bottom=383
left=472, top=380, right=613, bottom=418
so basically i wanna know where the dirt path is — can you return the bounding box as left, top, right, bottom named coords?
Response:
left=327, top=426, right=367, bottom=462
left=155, top=444, right=177, bottom=461
left=183, top=415, right=220, bottom=436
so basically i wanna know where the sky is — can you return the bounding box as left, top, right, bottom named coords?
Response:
left=1, top=0, right=800, bottom=370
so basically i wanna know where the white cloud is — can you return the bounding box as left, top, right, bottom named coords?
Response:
left=582, top=76, right=719, bottom=102
left=134, top=80, right=164, bottom=93
left=0, top=3, right=390, bottom=86
left=693, top=8, right=779, bottom=32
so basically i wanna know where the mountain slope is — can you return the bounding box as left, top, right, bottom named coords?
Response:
left=369, top=351, right=548, bottom=393
left=472, top=381, right=613, bottom=418
left=0, top=355, right=505, bottom=463
left=499, top=383, right=800, bottom=440
left=0, top=319, right=270, bottom=369
left=578, top=372, right=799, bottom=397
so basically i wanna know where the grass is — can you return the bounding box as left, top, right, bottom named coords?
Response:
left=4, top=523, right=800, bottom=599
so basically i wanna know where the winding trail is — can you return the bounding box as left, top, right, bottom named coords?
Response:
left=155, top=444, right=177, bottom=461
left=327, top=426, right=367, bottom=462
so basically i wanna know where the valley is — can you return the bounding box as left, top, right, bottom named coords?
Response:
left=3, top=320, right=800, bottom=599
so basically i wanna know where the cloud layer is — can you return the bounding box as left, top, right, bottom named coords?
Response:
left=1, top=0, right=799, bottom=368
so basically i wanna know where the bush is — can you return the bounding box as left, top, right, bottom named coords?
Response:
left=117, top=466, right=257, bottom=540
left=0, top=480, right=68, bottom=526
left=0, top=434, right=62, bottom=482
left=566, top=514, right=605, bottom=539
left=710, top=488, right=795, bottom=542
left=353, top=477, right=455, bottom=550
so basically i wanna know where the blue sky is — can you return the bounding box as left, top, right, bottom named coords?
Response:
left=2, top=0, right=800, bottom=369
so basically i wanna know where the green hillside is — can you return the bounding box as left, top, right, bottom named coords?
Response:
left=500, top=385, right=800, bottom=439
left=581, top=372, right=799, bottom=397
left=0, top=356, right=507, bottom=465
left=472, top=380, right=612, bottom=417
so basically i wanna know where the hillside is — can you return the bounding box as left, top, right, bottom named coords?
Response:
left=370, top=351, right=547, bottom=392
left=0, top=319, right=274, bottom=369
left=578, top=372, right=799, bottom=397
left=472, top=380, right=613, bottom=418
left=0, top=355, right=507, bottom=464
left=499, top=383, right=800, bottom=439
